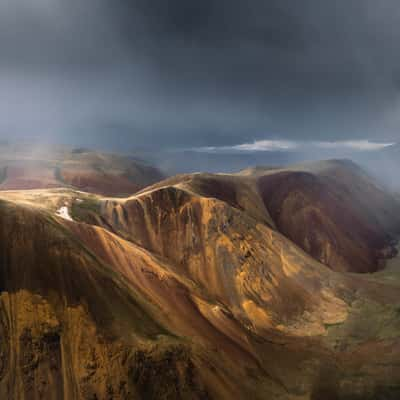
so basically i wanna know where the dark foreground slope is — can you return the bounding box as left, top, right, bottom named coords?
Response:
left=0, top=200, right=206, bottom=399
left=1, top=160, right=400, bottom=399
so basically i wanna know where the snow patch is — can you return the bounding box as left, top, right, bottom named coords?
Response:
left=56, top=206, right=73, bottom=221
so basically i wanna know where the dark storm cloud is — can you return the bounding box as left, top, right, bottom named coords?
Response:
left=1, top=0, right=400, bottom=149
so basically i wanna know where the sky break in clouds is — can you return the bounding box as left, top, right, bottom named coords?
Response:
left=193, top=140, right=395, bottom=153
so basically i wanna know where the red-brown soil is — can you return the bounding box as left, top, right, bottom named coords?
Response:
left=0, top=165, right=60, bottom=190
left=0, top=145, right=164, bottom=196
left=60, top=167, right=141, bottom=196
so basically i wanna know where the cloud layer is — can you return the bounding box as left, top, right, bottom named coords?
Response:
left=1, top=1, right=400, bottom=149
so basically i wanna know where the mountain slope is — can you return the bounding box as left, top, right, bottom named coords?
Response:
left=256, top=160, right=400, bottom=272
left=97, top=185, right=347, bottom=336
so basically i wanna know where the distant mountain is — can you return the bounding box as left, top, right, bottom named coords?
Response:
left=1, top=159, right=400, bottom=398
left=0, top=143, right=164, bottom=196
left=137, top=149, right=306, bottom=174
left=139, top=145, right=397, bottom=178
left=354, top=143, right=400, bottom=190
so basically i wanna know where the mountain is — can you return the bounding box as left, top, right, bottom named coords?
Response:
left=0, top=159, right=400, bottom=399
left=137, top=149, right=305, bottom=174
left=92, top=160, right=400, bottom=274
left=255, top=160, right=400, bottom=272
left=0, top=143, right=164, bottom=196
left=355, top=143, right=400, bottom=191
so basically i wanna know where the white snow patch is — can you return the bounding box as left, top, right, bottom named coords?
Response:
left=56, top=206, right=73, bottom=221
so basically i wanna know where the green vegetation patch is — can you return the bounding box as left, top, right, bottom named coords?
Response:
left=324, top=297, right=400, bottom=350
left=70, top=197, right=101, bottom=223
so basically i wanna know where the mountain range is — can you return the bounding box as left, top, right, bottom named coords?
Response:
left=0, top=147, right=399, bottom=399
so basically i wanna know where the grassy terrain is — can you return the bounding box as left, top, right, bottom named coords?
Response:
left=70, top=196, right=101, bottom=222
left=324, top=244, right=400, bottom=349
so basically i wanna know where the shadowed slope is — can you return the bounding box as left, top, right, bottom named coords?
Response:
left=256, top=160, right=400, bottom=272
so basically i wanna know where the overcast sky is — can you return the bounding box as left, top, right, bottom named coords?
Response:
left=1, top=0, right=400, bottom=150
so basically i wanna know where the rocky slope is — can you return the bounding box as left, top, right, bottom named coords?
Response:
left=0, top=159, right=400, bottom=399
